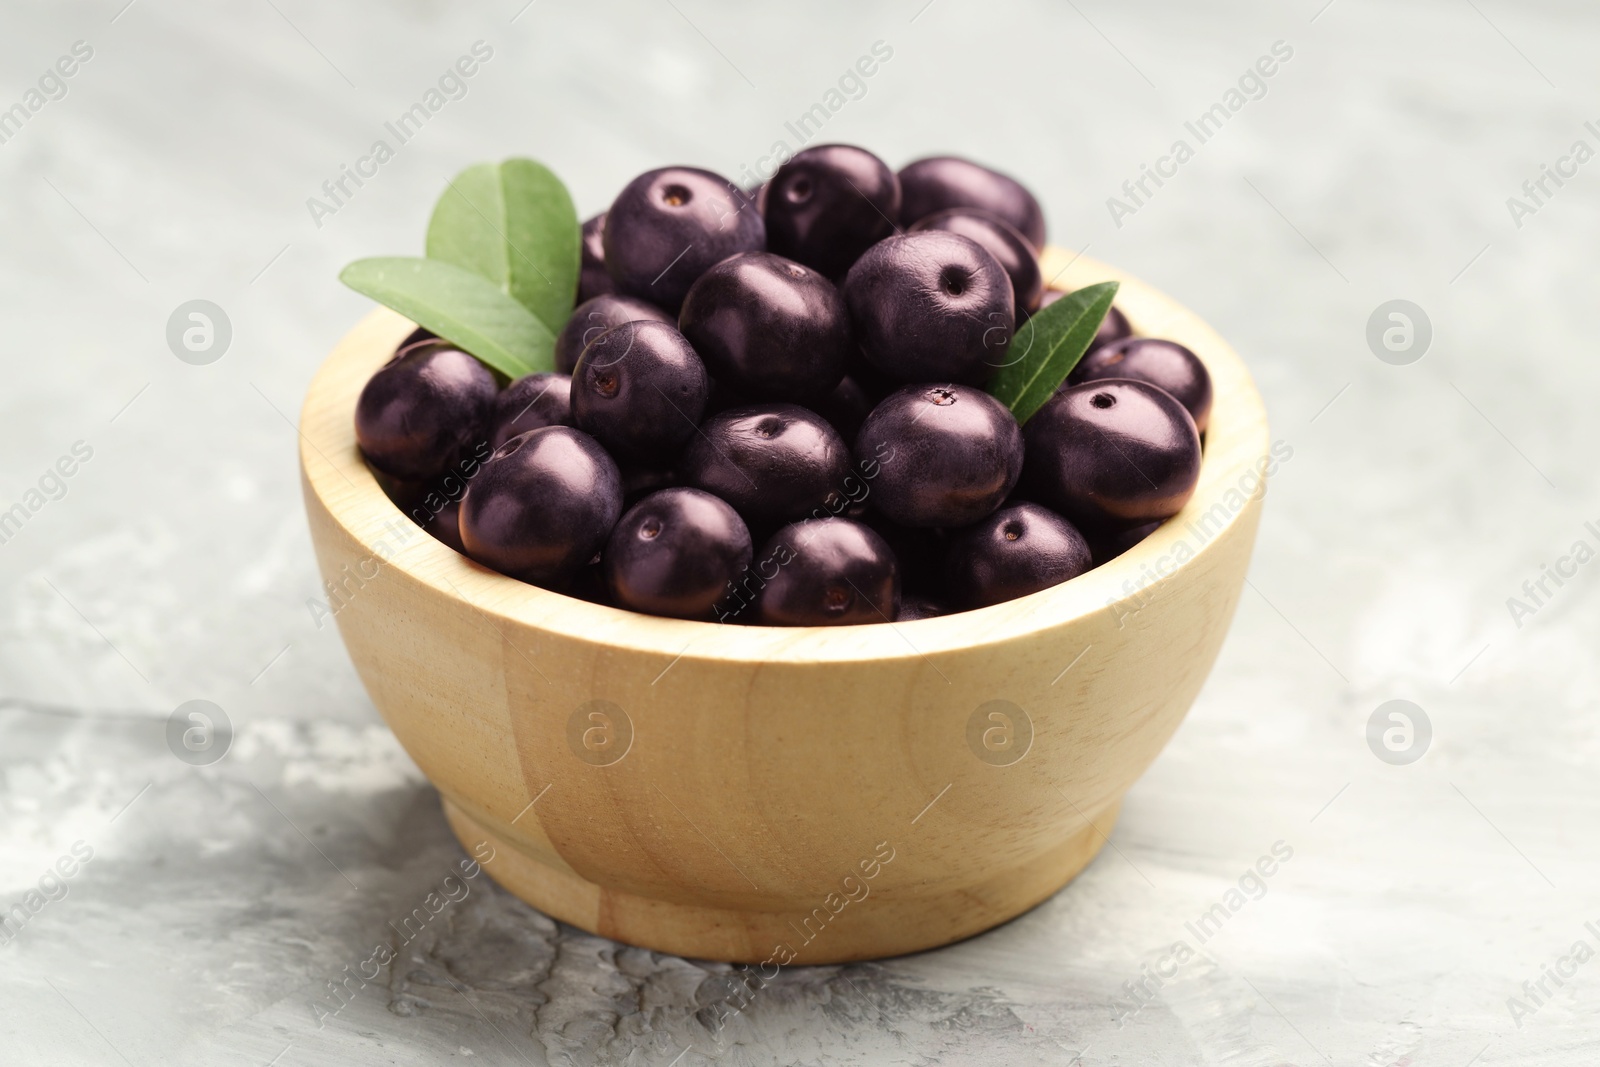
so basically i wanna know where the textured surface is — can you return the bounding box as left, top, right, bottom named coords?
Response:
left=2, top=0, right=1597, bottom=1063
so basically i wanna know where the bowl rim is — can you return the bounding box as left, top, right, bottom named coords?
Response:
left=300, top=248, right=1270, bottom=665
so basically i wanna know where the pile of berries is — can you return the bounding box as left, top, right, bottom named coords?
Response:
left=355, top=147, right=1210, bottom=625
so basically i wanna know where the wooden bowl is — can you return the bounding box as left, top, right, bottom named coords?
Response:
left=299, top=249, right=1269, bottom=964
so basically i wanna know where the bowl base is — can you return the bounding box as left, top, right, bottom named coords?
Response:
left=443, top=797, right=1118, bottom=964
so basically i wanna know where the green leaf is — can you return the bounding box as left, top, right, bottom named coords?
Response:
left=339, top=257, right=555, bottom=379
left=425, top=159, right=580, bottom=336
left=988, top=281, right=1121, bottom=424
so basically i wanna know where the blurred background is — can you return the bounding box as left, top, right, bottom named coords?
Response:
left=2, top=0, right=1596, bottom=1063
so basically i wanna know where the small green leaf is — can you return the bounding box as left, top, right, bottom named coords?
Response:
left=339, top=257, right=555, bottom=379
left=988, top=281, right=1121, bottom=423
left=426, top=159, right=580, bottom=336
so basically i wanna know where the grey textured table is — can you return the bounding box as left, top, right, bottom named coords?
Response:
left=3, top=1, right=1597, bottom=1063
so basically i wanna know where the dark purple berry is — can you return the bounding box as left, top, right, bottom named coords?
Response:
left=356, top=345, right=496, bottom=483
left=1070, top=338, right=1213, bottom=433
left=910, top=209, right=1041, bottom=318
left=571, top=320, right=710, bottom=460
left=840, top=355, right=900, bottom=409
left=1090, top=520, right=1161, bottom=565
left=855, top=384, right=1022, bottom=528
left=764, top=144, right=900, bottom=279
left=491, top=373, right=571, bottom=449
left=618, top=461, right=678, bottom=507
left=373, top=467, right=425, bottom=515
left=898, top=156, right=1045, bottom=249
left=678, top=252, right=849, bottom=402
left=896, top=595, right=948, bottom=621
left=681, top=404, right=851, bottom=525
left=603, top=167, right=764, bottom=312
left=555, top=294, right=674, bottom=374
left=459, top=427, right=623, bottom=587
left=1096, top=303, right=1133, bottom=353
left=812, top=375, right=872, bottom=443
left=944, top=502, right=1092, bottom=609
left=1039, top=293, right=1132, bottom=356
left=396, top=439, right=494, bottom=539
left=578, top=213, right=615, bottom=303
left=1022, top=380, right=1201, bottom=530
left=755, top=518, right=898, bottom=626
left=843, top=231, right=1014, bottom=383
left=399, top=326, right=436, bottom=350
left=425, top=497, right=467, bottom=554
left=603, top=488, right=752, bottom=620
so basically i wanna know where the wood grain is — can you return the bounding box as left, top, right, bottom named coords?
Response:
left=298, top=250, right=1270, bottom=963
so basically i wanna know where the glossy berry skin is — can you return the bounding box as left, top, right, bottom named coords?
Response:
left=755, top=518, right=898, bottom=626
left=681, top=404, right=851, bottom=525
left=603, top=167, right=765, bottom=312
left=356, top=344, right=497, bottom=483
left=491, top=373, right=571, bottom=449
left=1039, top=293, right=1132, bottom=354
left=944, top=502, right=1092, bottom=609
left=679, top=252, right=850, bottom=402
left=578, top=213, right=615, bottom=303
left=910, top=209, right=1042, bottom=318
left=1070, top=337, right=1213, bottom=433
left=843, top=231, right=1014, bottom=383
left=855, top=384, right=1022, bottom=528
left=571, top=320, right=710, bottom=460
left=555, top=294, right=674, bottom=374
left=764, top=144, right=901, bottom=280
left=459, top=427, right=623, bottom=587
left=897, top=156, right=1046, bottom=250
left=604, top=488, right=752, bottom=620
left=1022, top=380, right=1201, bottom=530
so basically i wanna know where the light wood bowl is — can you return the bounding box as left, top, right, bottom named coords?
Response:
left=299, top=249, right=1269, bottom=964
